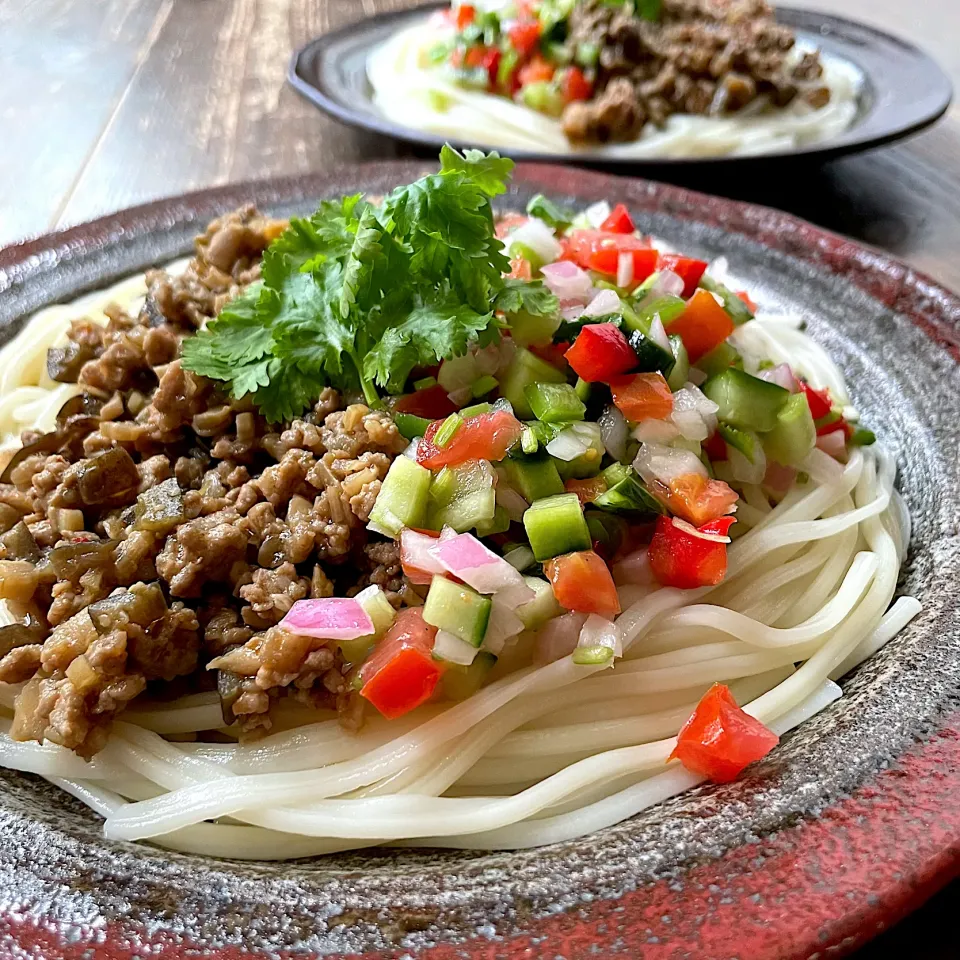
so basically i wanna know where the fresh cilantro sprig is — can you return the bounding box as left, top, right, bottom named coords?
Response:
left=182, top=146, right=558, bottom=422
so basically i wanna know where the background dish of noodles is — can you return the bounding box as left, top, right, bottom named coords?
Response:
left=0, top=164, right=957, bottom=958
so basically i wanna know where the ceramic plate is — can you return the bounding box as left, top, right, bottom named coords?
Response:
left=288, top=3, right=953, bottom=167
left=1, top=162, right=960, bottom=959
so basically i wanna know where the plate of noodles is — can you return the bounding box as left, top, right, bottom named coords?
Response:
left=289, top=0, right=952, bottom=164
left=0, top=151, right=958, bottom=959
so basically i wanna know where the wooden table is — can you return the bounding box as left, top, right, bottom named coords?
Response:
left=1, top=0, right=958, bottom=955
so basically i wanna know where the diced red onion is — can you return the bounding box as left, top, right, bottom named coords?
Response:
left=634, top=442, right=707, bottom=484
left=400, top=529, right=446, bottom=585
left=433, top=533, right=534, bottom=606
left=280, top=598, right=374, bottom=640
left=535, top=611, right=588, bottom=664
left=433, top=629, right=480, bottom=666
left=816, top=431, right=847, bottom=460
left=541, top=261, right=594, bottom=303
left=617, top=252, right=634, bottom=290
left=509, top=217, right=563, bottom=265
left=582, top=288, right=621, bottom=318
left=546, top=428, right=589, bottom=461
left=758, top=363, right=800, bottom=392
left=585, top=201, right=611, bottom=228
left=632, top=418, right=680, bottom=444
left=578, top=614, right=622, bottom=658
left=447, top=387, right=472, bottom=406
left=728, top=443, right=767, bottom=485
left=598, top=405, right=628, bottom=463
left=613, top=549, right=655, bottom=586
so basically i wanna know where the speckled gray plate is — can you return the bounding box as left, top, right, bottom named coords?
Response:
left=0, top=162, right=959, bottom=960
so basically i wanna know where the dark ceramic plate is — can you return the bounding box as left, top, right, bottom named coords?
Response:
left=1, top=162, right=960, bottom=960
left=288, top=3, right=953, bottom=166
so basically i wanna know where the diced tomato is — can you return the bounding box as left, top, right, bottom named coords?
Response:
left=800, top=382, right=833, bottom=420
left=600, top=203, right=635, bottom=235
left=736, top=290, right=758, bottom=313
left=544, top=549, right=621, bottom=618
left=561, top=230, right=657, bottom=282
left=394, top=384, right=457, bottom=420
left=816, top=416, right=852, bottom=439
left=658, top=254, right=708, bottom=298
left=565, top=475, right=608, bottom=506
left=508, top=20, right=542, bottom=56
left=610, top=372, right=674, bottom=422
left=564, top=323, right=637, bottom=382
left=648, top=515, right=734, bottom=590
left=528, top=340, right=570, bottom=369
left=656, top=473, right=739, bottom=527
left=464, top=45, right=486, bottom=68
left=518, top=54, right=554, bottom=86
left=666, top=289, right=735, bottom=363
left=482, top=47, right=501, bottom=85
left=703, top=431, right=728, bottom=462
left=561, top=66, right=593, bottom=104
left=455, top=3, right=476, bottom=31
left=670, top=683, right=779, bottom=783
left=417, top=409, right=523, bottom=470
left=359, top=608, right=443, bottom=720
left=496, top=213, right=529, bottom=239
left=508, top=256, right=532, bottom=280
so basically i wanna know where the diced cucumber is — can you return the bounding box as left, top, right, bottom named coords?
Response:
left=718, top=423, right=762, bottom=463
left=367, top=456, right=432, bottom=537
left=427, top=461, right=496, bottom=532
left=622, top=295, right=686, bottom=335
left=585, top=511, right=628, bottom=556
left=504, top=545, right=537, bottom=572
left=472, top=375, right=499, bottom=398
left=572, top=645, right=614, bottom=665
left=523, top=493, right=591, bottom=561
left=699, top=275, right=754, bottom=324
left=628, top=328, right=676, bottom=375
left=354, top=585, right=396, bottom=637
left=521, top=80, right=564, bottom=116
left=702, top=368, right=790, bottom=433
left=666, top=335, right=690, bottom=391
left=602, top=462, right=630, bottom=486
left=574, top=378, right=591, bottom=404
left=423, top=575, right=492, bottom=647
left=441, top=651, right=497, bottom=700
left=515, top=577, right=563, bottom=629
left=500, top=455, right=565, bottom=503
left=507, top=308, right=562, bottom=347
left=763, top=392, right=816, bottom=465
left=697, top=341, right=742, bottom=378
left=500, top=347, right=567, bottom=418
left=593, top=467, right=665, bottom=517
left=525, top=382, right=585, bottom=423
left=631, top=271, right=661, bottom=301
left=475, top=504, right=510, bottom=537
left=394, top=412, right=432, bottom=440
left=338, top=636, right=376, bottom=666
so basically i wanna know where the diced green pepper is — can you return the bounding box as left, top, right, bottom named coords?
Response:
left=525, top=382, right=586, bottom=423
left=697, top=341, right=742, bottom=378
left=703, top=368, right=790, bottom=433
left=593, top=467, right=665, bottom=517
left=523, top=492, right=592, bottom=561
left=500, top=347, right=567, bottom=418
left=394, top=412, right=431, bottom=440
left=718, top=423, right=762, bottom=463
left=413, top=376, right=437, bottom=391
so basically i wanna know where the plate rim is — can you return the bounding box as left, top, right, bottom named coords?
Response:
left=286, top=1, right=954, bottom=167
left=1, top=162, right=960, bottom=959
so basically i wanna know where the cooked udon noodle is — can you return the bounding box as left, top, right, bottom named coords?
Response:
left=367, top=22, right=861, bottom=159
left=0, top=256, right=919, bottom=859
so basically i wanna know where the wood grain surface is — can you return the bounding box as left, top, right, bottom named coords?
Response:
left=1, top=1, right=959, bottom=955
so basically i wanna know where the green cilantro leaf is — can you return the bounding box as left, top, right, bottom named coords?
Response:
left=439, top=144, right=514, bottom=197
left=494, top=278, right=559, bottom=318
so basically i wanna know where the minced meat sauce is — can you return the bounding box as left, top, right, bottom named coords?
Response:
left=561, top=0, right=830, bottom=144
left=0, top=207, right=412, bottom=757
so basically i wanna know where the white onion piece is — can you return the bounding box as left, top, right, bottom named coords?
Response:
left=483, top=602, right=525, bottom=654
left=634, top=442, right=707, bottom=484
left=632, top=419, right=680, bottom=443
left=617, top=252, right=634, bottom=290
left=495, top=483, right=528, bottom=522
left=669, top=385, right=719, bottom=442
left=598, top=405, right=628, bottom=463
left=535, top=611, right=588, bottom=664
left=475, top=343, right=501, bottom=377
left=687, top=366, right=708, bottom=386
left=707, top=256, right=731, bottom=286
left=613, top=549, right=655, bottom=586
left=433, top=630, right=480, bottom=667
left=649, top=315, right=671, bottom=352
left=546, top=429, right=589, bottom=461
left=582, top=288, right=621, bottom=318
left=758, top=363, right=800, bottom=392
left=728, top=443, right=767, bottom=485
left=585, top=201, right=611, bottom=227
left=401, top=439, right=420, bottom=460
left=438, top=352, right=477, bottom=393
left=541, top=261, right=594, bottom=303
left=561, top=304, right=585, bottom=322
left=508, top=217, right=562, bottom=264
left=577, top=614, right=623, bottom=658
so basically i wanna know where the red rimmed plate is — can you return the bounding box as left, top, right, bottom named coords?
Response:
left=0, top=162, right=959, bottom=959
